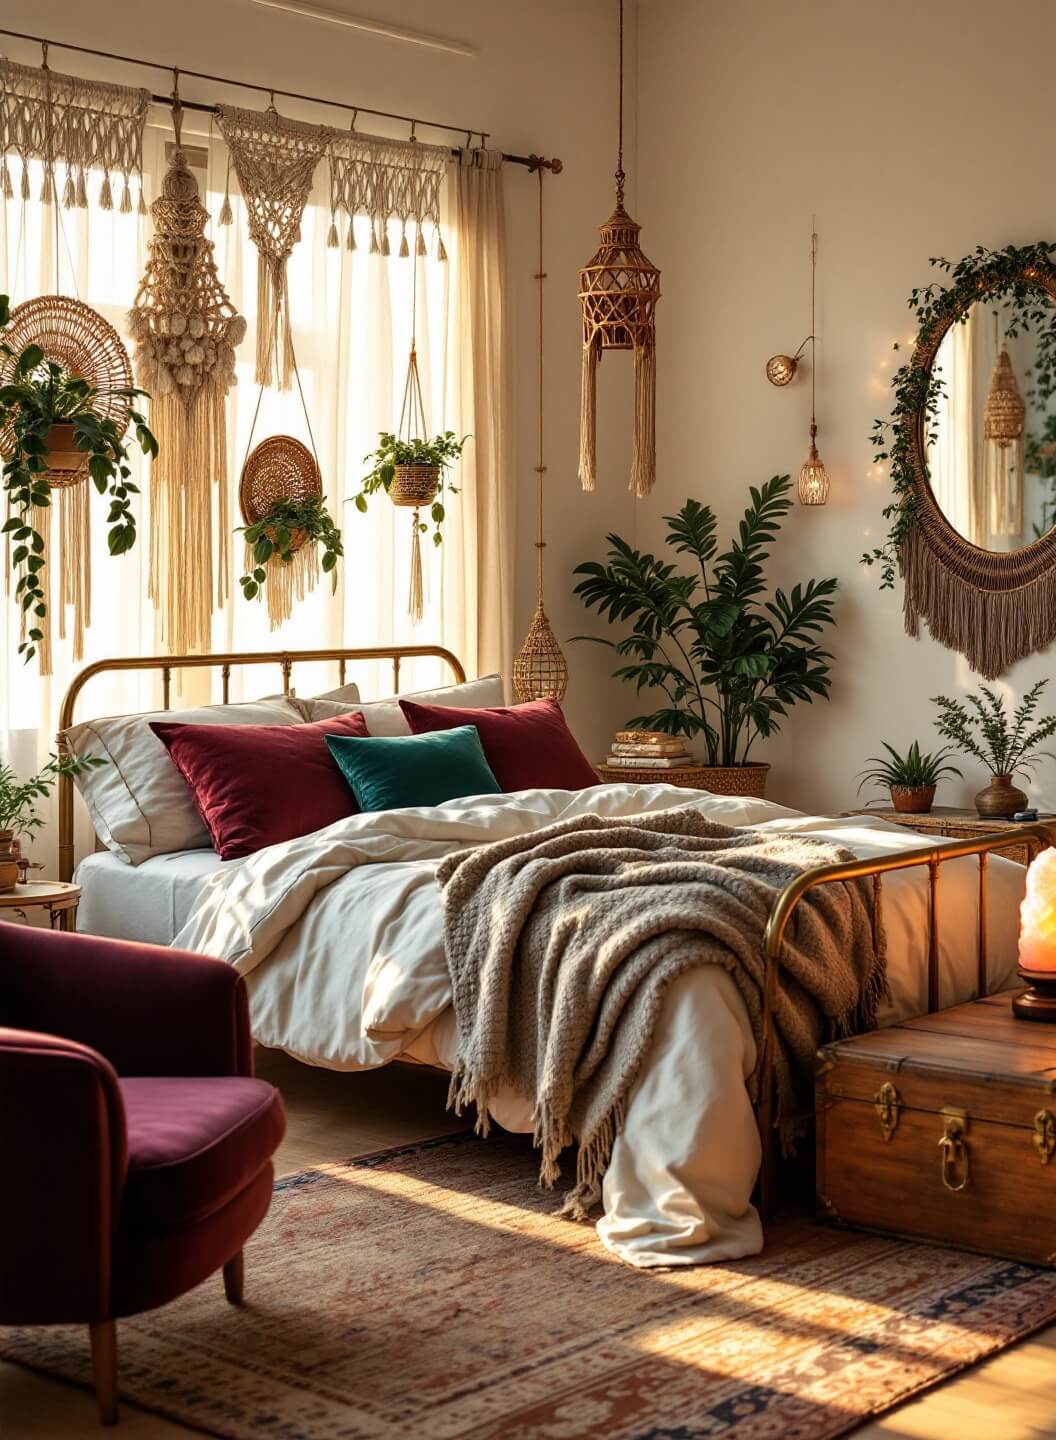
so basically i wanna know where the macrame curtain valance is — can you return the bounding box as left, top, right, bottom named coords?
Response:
left=215, top=103, right=329, bottom=390
left=0, top=55, right=149, bottom=212
left=327, top=133, right=449, bottom=259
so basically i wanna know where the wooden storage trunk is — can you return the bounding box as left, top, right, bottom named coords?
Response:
left=816, top=991, right=1056, bottom=1266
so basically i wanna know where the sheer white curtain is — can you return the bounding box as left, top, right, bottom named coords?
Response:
left=0, top=122, right=511, bottom=872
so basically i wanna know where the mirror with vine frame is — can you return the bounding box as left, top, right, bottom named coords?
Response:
left=864, top=243, right=1056, bottom=678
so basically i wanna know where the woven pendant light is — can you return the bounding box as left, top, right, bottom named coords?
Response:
left=984, top=346, right=1025, bottom=446
left=514, top=167, right=568, bottom=703
left=577, top=0, right=660, bottom=498
left=797, top=224, right=831, bottom=506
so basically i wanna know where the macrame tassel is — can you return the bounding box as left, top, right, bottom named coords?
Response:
left=408, top=511, right=425, bottom=624
left=326, top=214, right=339, bottom=249
left=62, top=169, right=75, bottom=209
left=345, top=219, right=357, bottom=252
left=120, top=178, right=133, bottom=215
left=578, top=341, right=598, bottom=491
left=398, top=223, right=410, bottom=258
left=630, top=343, right=657, bottom=498
left=76, top=167, right=88, bottom=208
left=99, top=171, right=113, bottom=210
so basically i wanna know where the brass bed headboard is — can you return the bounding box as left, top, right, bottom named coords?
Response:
left=56, top=645, right=466, bottom=883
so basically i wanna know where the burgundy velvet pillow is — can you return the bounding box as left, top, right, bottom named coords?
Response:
left=398, top=697, right=597, bottom=792
left=150, top=710, right=370, bottom=860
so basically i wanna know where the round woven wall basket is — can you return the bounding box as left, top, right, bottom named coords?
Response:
left=390, top=464, right=438, bottom=508
left=0, top=296, right=133, bottom=488
left=239, top=435, right=322, bottom=552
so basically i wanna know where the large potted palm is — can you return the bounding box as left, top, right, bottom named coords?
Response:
left=573, top=475, right=838, bottom=796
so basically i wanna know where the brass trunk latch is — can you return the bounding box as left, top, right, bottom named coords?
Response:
left=873, top=1081, right=902, bottom=1141
left=1034, top=1109, right=1056, bottom=1165
left=939, top=1107, right=970, bottom=1192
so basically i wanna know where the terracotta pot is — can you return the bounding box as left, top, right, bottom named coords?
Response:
left=389, top=464, right=439, bottom=508
left=44, top=422, right=83, bottom=474
left=697, top=763, right=770, bottom=799
left=0, top=829, right=19, bottom=892
left=890, top=784, right=936, bottom=815
left=974, top=773, right=1029, bottom=821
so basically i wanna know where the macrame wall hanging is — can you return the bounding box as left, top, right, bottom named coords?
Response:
left=577, top=0, right=660, bottom=497
left=128, top=86, right=246, bottom=655
left=327, top=129, right=449, bottom=260
left=0, top=51, right=149, bottom=212
left=0, top=296, right=132, bottom=673
left=215, top=102, right=330, bottom=390
left=514, top=167, right=568, bottom=703
left=983, top=321, right=1026, bottom=539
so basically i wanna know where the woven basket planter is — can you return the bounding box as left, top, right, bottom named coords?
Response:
left=390, top=464, right=439, bottom=509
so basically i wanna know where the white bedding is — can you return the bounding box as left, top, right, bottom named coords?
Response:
left=75, top=849, right=229, bottom=945
left=166, top=783, right=1028, bottom=1268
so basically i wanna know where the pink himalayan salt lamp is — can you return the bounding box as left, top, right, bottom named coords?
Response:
left=1014, top=848, right=1056, bottom=1021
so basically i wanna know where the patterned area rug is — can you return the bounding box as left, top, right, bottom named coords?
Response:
left=4, top=1132, right=1056, bottom=1439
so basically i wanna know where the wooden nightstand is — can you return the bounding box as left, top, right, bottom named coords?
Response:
left=0, top=880, right=82, bottom=930
left=843, top=806, right=1055, bottom=866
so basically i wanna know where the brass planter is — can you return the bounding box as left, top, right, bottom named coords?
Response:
left=890, top=784, right=936, bottom=815
left=974, top=773, right=1028, bottom=821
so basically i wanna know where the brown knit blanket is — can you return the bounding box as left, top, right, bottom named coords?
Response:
left=437, top=807, right=886, bottom=1216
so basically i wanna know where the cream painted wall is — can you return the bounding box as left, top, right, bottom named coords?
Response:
left=1, top=0, right=637, bottom=760
left=638, top=0, right=1056, bottom=814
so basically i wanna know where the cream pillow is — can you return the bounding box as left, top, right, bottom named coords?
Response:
left=291, top=673, right=506, bottom=735
left=63, top=696, right=305, bottom=864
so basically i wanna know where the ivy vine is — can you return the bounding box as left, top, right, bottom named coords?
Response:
left=862, top=242, right=1056, bottom=588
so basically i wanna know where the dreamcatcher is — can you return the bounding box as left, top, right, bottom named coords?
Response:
left=128, top=82, right=246, bottom=655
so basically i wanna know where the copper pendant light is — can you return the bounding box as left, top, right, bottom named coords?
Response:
left=577, top=0, right=661, bottom=498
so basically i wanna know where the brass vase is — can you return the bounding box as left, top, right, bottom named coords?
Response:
left=974, top=773, right=1028, bottom=821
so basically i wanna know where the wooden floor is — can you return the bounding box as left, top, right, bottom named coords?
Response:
left=3, top=1050, right=1056, bottom=1437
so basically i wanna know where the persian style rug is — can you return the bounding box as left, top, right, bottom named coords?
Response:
left=4, top=1132, right=1056, bottom=1439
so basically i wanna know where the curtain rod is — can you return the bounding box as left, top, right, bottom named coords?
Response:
left=0, top=27, right=563, bottom=174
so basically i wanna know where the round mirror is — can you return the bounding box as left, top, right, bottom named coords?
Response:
left=927, top=291, right=1056, bottom=552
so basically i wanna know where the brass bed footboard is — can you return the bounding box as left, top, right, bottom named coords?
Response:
left=754, top=821, right=1056, bottom=1218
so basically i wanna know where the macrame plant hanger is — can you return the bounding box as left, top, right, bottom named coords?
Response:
left=514, top=166, right=568, bottom=702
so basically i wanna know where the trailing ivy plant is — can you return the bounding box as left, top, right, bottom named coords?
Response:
left=862, top=242, right=1056, bottom=588
left=0, top=293, right=158, bottom=663
left=238, top=494, right=344, bottom=602
left=573, top=475, right=838, bottom=766
left=353, top=431, right=467, bottom=547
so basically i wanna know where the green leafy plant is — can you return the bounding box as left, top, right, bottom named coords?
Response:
left=863, top=242, right=1056, bottom=588
left=353, top=430, right=467, bottom=546
left=0, top=751, right=106, bottom=840
left=238, top=495, right=343, bottom=602
left=573, top=475, right=838, bottom=766
left=857, top=741, right=962, bottom=798
left=0, top=293, right=158, bottom=663
left=932, top=681, right=1056, bottom=778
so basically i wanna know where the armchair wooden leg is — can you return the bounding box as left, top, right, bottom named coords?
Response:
left=223, top=1249, right=244, bottom=1305
left=89, top=1320, right=118, bottom=1425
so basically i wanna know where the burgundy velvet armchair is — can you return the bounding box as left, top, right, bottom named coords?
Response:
left=0, top=921, right=286, bottom=1424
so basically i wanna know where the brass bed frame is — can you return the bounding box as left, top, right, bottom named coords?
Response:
left=56, top=648, right=1056, bottom=1219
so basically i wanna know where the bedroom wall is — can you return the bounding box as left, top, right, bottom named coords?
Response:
left=638, top=0, right=1056, bottom=814
left=1, top=0, right=637, bottom=761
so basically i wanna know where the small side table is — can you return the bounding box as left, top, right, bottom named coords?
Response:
left=0, top=881, right=82, bottom=931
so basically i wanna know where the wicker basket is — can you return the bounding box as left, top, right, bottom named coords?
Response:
left=595, top=762, right=770, bottom=797
left=390, top=464, right=439, bottom=508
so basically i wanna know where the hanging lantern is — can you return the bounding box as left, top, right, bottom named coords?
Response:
left=577, top=0, right=660, bottom=498
left=798, top=424, right=831, bottom=506
left=984, top=347, right=1025, bottom=447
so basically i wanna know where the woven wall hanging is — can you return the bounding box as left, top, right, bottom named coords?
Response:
left=0, top=51, right=149, bottom=212
left=216, top=102, right=331, bottom=390
left=514, top=166, right=568, bottom=703
left=327, top=130, right=449, bottom=259
left=0, top=295, right=133, bottom=673
left=577, top=0, right=660, bottom=497
left=128, top=91, right=246, bottom=655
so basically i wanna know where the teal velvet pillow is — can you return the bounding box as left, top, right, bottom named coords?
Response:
left=325, top=725, right=502, bottom=812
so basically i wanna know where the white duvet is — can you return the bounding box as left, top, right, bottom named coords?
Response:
left=173, top=784, right=1027, bottom=1268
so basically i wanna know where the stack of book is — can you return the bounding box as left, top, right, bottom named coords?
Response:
left=606, top=730, right=693, bottom=770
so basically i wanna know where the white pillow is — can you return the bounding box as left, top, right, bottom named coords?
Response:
left=62, top=696, right=305, bottom=864
left=291, top=673, right=506, bottom=735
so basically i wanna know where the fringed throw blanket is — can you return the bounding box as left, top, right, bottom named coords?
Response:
left=438, top=808, right=886, bottom=1217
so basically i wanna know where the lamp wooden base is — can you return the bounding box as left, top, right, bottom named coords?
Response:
left=1012, top=972, right=1056, bottom=1022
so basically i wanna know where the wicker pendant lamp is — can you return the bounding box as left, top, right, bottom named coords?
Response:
left=514, top=167, right=568, bottom=703
left=797, top=225, right=831, bottom=506
left=578, top=0, right=660, bottom=498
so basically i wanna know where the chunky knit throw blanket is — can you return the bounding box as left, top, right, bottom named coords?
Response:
left=438, top=808, right=886, bottom=1217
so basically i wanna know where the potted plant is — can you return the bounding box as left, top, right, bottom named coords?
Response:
left=0, top=293, right=158, bottom=664
left=573, top=475, right=838, bottom=796
left=932, top=681, right=1056, bottom=819
left=0, top=751, right=105, bottom=890
left=353, top=430, right=467, bottom=547
left=856, top=741, right=962, bottom=814
left=238, top=494, right=344, bottom=603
